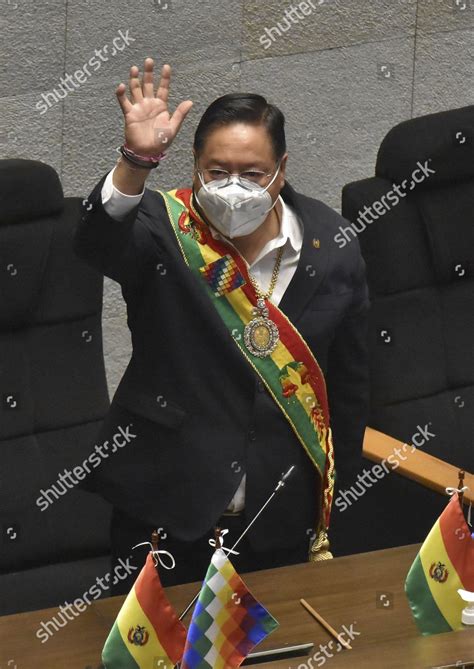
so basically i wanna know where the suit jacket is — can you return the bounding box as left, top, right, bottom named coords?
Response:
left=73, top=175, right=370, bottom=555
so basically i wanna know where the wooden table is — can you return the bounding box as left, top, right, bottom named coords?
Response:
left=1, top=543, right=473, bottom=668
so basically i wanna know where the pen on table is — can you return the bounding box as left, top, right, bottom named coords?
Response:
left=300, top=598, right=353, bottom=651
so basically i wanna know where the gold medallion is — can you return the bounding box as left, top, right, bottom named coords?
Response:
left=244, top=298, right=279, bottom=358
left=242, top=226, right=284, bottom=358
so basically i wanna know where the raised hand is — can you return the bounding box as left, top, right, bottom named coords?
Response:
left=116, top=58, right=193, bottom=157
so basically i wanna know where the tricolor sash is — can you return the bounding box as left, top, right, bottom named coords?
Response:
left=158, top=187, right=336, bottom=560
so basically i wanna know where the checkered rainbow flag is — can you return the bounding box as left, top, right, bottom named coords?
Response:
left=180, top=548, right=279, bottom=669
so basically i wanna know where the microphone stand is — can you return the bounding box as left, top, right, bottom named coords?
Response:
left=178, top=465, right=296, bottom=621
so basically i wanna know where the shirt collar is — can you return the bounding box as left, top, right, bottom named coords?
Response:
left=278, top=196, right=301, bottom=253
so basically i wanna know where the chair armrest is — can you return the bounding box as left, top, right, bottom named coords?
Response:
left=363, top=427, right=473, bottom=505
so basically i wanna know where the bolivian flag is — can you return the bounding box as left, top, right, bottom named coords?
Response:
left=102, top=553, right=186, bottom=668
left=405, top=492, right=474, bottom=635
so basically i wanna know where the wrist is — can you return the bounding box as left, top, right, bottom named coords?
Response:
left=118, top=154, right=153, bottom=173
left=113, top=157, right=150, bottom=196
left=120, top=144, right=167, bottom=169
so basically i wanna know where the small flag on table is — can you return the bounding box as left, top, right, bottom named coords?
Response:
left=405, top=492, right=474, bottom=635
left=181, top=548, right=279, bottom=669
left=102, top=552, right=186, bottom=668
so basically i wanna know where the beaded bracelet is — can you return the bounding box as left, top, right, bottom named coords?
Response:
left=119, top=144, right=168, bottom=169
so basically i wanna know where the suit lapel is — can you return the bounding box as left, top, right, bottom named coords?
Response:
left=278, top=181, right=329, bottom=324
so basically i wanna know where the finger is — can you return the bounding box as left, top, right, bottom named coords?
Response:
left=155, top=63, right=171, bottom=105
left=128, top=65, right=143, bottom=102
left=170, top=100, right=194, bottom=134
left=142, top=57, right=155, bottom=98
left=115, top=83, right=133, bottom=114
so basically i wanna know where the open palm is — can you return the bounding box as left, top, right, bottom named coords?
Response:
left=116, top=58, right=193, bottom=156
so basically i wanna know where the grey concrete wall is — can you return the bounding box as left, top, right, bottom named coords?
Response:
left=2, top=0, right=473, bottom=394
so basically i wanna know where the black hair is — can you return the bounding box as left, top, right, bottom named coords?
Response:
left=193, top=93, right=286, bottom=161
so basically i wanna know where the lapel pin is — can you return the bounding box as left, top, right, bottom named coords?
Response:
left=312, top=238, right=320, bottom=249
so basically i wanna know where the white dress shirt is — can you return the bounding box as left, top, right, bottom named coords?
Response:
left=101, top=166, right=303, bottom=512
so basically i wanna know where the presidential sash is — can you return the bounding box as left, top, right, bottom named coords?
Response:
left=158, top=187, right=335, bottom=560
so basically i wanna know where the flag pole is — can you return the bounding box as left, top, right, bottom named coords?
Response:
left=151, top=528, right=159, bottom=551
left=458, top=469, right=465, bottom=506
left=178, top=465, right=296, bottom=621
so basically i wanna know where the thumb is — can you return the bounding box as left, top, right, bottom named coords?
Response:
left=170, top=100, right=193, bottom=136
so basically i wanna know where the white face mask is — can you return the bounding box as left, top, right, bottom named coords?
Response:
left=194, top=163, right=281, bottom=239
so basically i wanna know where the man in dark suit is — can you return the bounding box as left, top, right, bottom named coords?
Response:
left=74, top=58, right=369, bottom=593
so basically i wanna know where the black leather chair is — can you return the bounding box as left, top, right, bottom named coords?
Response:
left=0, top=159, right=112, bottom=614
left=341, top=105, right=474, bottom=553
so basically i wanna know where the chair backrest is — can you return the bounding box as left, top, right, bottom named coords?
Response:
left=341, top=106, right=474, bottom=552
left=0, top=159, right=112, bottom=614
